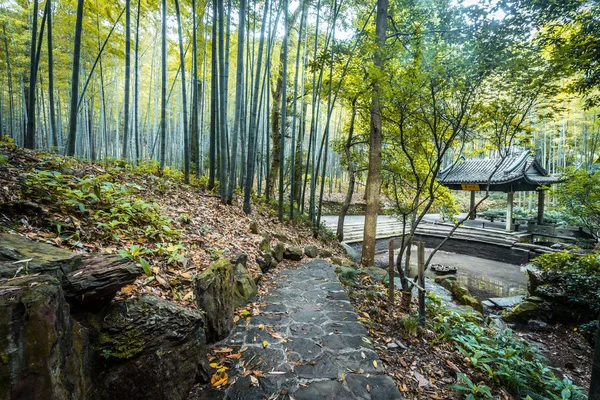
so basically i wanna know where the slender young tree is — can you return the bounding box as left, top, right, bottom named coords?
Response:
left=209, top=0, right=218, bottom=189
left=25, top=0, right=40, bottom=149
left=361, top=0, right=388, bottom=267
left=47, top=0, right=57, bottom=148
left=159, top=0, right=167, bottom=169
left=289, top=0, right=306, bottom=218
left=244, top=0, right=270, bottom=214
left=218, top=0, right=228, bottom=199
left=277, top=0, right=289, bottom=220
left=226, top=0, right=246, bottom=204
left=65, top=0, right=85, bottom=156
left=122, top=0, right=131, bottom=159
left=134, top=0, right=141, bottom=161
left=175, top=0, right=190, bottom=183
left=191, top=0, right=199, bottom=176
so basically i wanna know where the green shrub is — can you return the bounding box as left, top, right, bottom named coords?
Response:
left=22, top=170, right=180, bottom=244
left=426, top=293, right=586, bottom=399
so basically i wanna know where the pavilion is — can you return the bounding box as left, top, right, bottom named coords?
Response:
left=438, top=150, right=563, bottom=231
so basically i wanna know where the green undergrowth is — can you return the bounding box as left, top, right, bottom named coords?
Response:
left=22, top=169, right=180, bottom=244
left=426, top=293, right=586, bottom=400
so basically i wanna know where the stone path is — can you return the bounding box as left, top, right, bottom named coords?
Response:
left=211, top=259, right=402, bottom=400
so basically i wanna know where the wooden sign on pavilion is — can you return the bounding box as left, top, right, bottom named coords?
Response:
left=438, top=151, right=563, bottom=231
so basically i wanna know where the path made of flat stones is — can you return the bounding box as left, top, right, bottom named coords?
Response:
left=217, top=259, right=402, bottom=400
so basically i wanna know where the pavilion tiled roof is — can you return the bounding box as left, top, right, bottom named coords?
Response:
left=439, top=151, right=563, bottom=186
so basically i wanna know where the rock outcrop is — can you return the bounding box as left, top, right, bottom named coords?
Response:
left=231, top=255, right=257, bottom=307
left=435, top=276, right=483, bottom=313
left=284, top=245, right=304, bottom=261
left=0, top=275, right=92, bottom=400
left=195, top=258, right=236, bottom=342
left=304, top=245, right=318, bottom=258
left=0, top=233, right=82, bottom=281
left=89, top=295, right=210, bottom=400
left=0, top=234, right=211, bottom=400
left=64, top=255, right=141, bottom=311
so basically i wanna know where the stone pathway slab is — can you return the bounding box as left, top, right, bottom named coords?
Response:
left=216, top=260, right=403, bottom=399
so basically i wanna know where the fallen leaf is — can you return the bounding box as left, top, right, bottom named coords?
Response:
left=262, top=340, right=269, bottom=348
left=120, top=285, right=135, bottom=295
left=250, top=375, right=259, bottom=386
left=366, top=384, right=371, bottom=392
left=373, top=360, right=378, bottom=369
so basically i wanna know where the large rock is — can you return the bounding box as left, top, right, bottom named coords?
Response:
left=0, top=233, right=82, bottom=281
left=89, top=295, right=210, bottom=400
left=304, top=245, right=318, bottom=258
left=435, top=277, right=483, bottom=313
left=272, top=242, right=285, bottom=263
left=257, top=253, right=275, bottom=273
left=195, top=258, right=235, bottom=342
left=361, top=267, right=388, bottom=282
left=284, top=246, right=304, bottom=261
left=503, top=300, right=544, bottom=323
left=0, top=275, right=92, bottom=400
left=259, top=233, right=271, bottom=254
left=63, top=255, right=141, bottom=311
left=233, top=263, right=257, bottom=307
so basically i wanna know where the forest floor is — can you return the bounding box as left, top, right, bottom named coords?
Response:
left=0, top=140, right=592, bottom=399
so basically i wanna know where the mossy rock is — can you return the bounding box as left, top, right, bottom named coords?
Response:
left=259, top=233, right=271, bottom=254
left=233, top=263, right=258, bottom=307
left=460, top=294, right=484, bottom=313
left=434, top=276, right=456, bottom=285
left=283, top=246, right=304, bottom=261
left=504, top=301, right=542, bottom=322
left=335, top=266, right=358, bottom=285
left=250, top=221, right=259, bottom=234
left=195, top=258, right=236, bottom=342
left=90, top=295, right=210, bottom=400
left=361, top=267, right=388, bottom=282
left=272, top=242, right=285, bottom=263
left=0, top=233, right=83, bottom=281
left=0, top=275, right=92, bottom=399
left=304, top=245, right=318, bottom=258
left=319, top=248, right=333, bottom=258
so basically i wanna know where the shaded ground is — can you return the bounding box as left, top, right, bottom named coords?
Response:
left=191, top=260, right=402, bottom=400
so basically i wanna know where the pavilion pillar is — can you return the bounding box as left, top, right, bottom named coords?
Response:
left=469, top=191, right=476, bottom=220
left=537, top=190, right=545, bottom=224
left=506, top=191, right=514, bottom=232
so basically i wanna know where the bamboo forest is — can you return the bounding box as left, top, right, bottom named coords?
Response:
left=0, top=0, right=599, bottom=399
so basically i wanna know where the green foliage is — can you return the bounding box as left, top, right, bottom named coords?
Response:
left=531, top=251, right=600, bottom=274
left=401, top=316, right=419, bottom=339
left=426, top=293, right=586, bottom=399
left=558, top=169, right=600, bottom=240
left=531, top=251, right=600, bottom=313
left=21, top=169, right=180, bottom=244
left=452, top=372, right=493, bottom=400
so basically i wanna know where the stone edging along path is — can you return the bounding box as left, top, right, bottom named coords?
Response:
left=207, top=259, right=403, bottom=400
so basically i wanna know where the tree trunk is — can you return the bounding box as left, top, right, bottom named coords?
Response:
left=122, top=0, right=131, bottom=159
left=218, top=0, right=228, bottom=198
left=337, top=98, right=357, bottom=242
left=175, top=0, right=190, bottom=183
left=66, top=0, right=85, bottom=156
left=134, top=0, right=141, bottom=161
left=243, top=0, right=271, bottom=214
left=46, top=0, right=57, bottom=149
left=361, top=0, right=388, bottom=267
left=159, top=0, right=167, bottom=169
left=25, top=0, right=40, bottom=149
left=209, top=1, right=218, bottom=190
left=225, top=0, right=246, bottom=204
left=191, top=0, right=199, bottom=176
left=2, top=23, right=15, bottom=140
